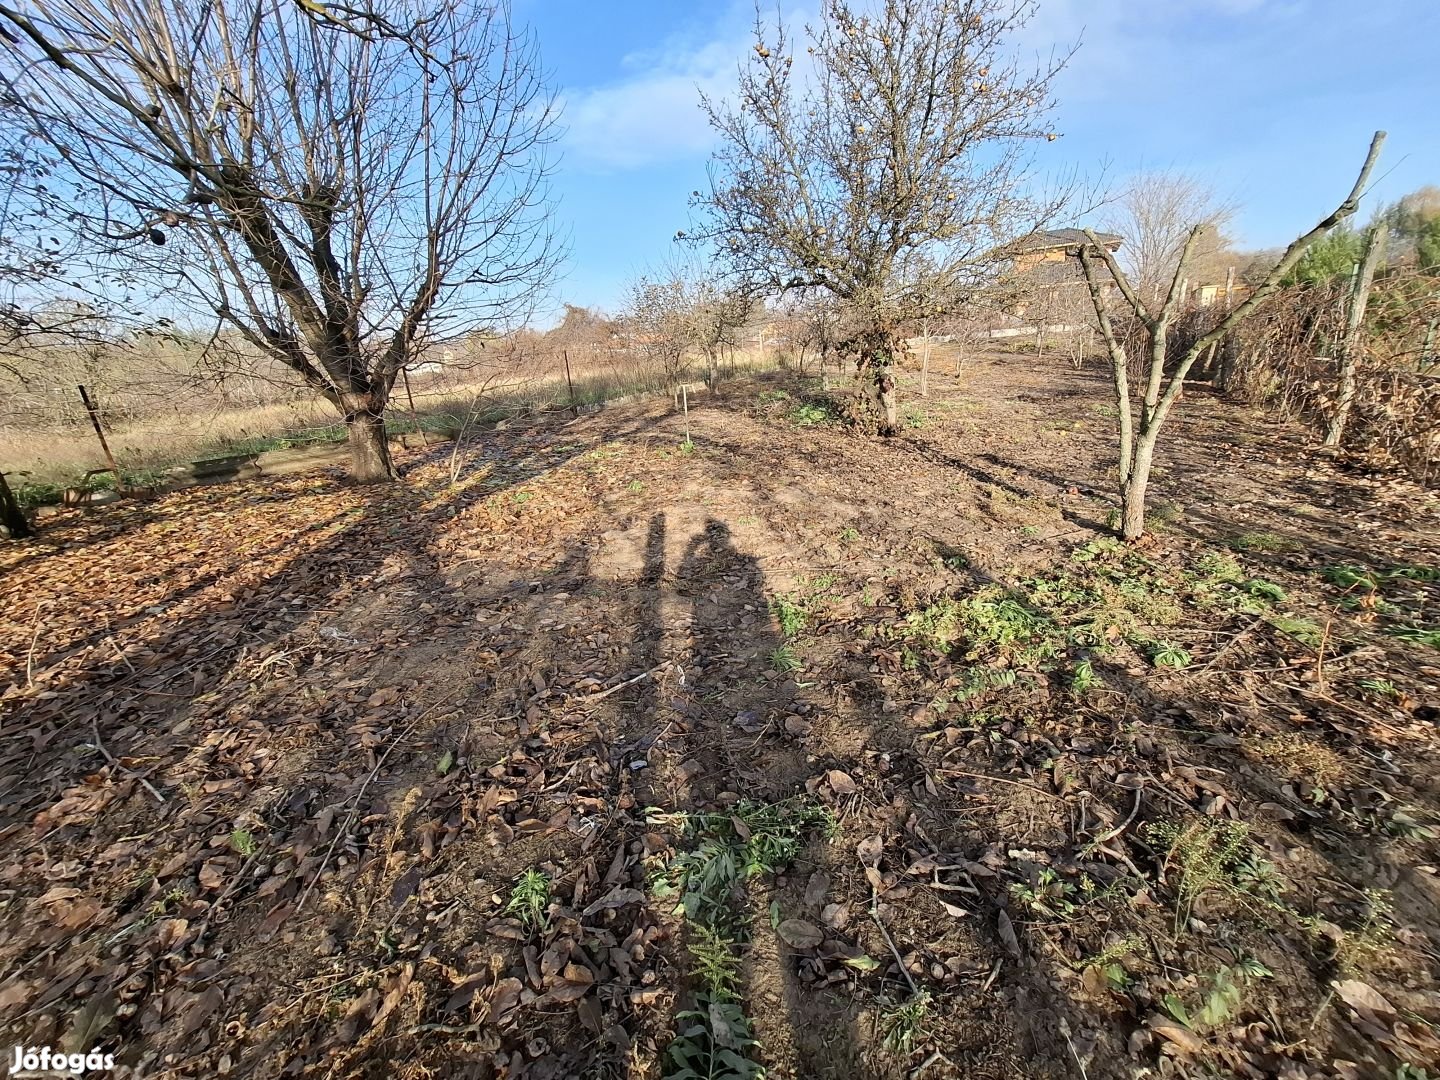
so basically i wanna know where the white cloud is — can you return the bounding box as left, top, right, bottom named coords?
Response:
left=562, top=45, right=736, bottom=169
left=561, top=3, right=819, bottom=171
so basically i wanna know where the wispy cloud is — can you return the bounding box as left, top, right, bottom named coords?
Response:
left=562, top=27, right=746, bottom=170
left=561, top=3, right=820, bottom=171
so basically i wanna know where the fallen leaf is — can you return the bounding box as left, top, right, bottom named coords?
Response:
left=1333, top=979, right=1396, bottom=1017
left=62, top=993, right=116, bottom=1053
left=826, top=769, right=857, bottom=795
left=1145, top=1014, right=1204, bottom=1056
left=776, top=919, right=824, bottom=949
left=856, top=834, right=883, bottom=868
left=996, top=909, right=1021, bottom=959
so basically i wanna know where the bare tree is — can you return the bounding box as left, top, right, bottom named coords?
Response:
left=0, top=0, right=559, bottom=482
left=1101, top=171, right=1236, bottom=303
left=694, top=0, right=1069, bottom=434
left=1078, top=132, right=1386, bottom=542
left=622, top=272, right=695, bottom=390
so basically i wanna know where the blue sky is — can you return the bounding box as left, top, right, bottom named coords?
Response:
left=518, top=0, right=1439, bottom=319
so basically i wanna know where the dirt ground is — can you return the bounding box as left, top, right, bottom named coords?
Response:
left=2, top=351, right=1438, bottom=1080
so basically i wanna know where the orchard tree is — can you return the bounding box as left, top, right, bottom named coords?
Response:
left=0, top=0, right=560, bottom=482
left=695, top=0, right=1069, bottom=433
left=1078, top=132, right=1385, bottom=542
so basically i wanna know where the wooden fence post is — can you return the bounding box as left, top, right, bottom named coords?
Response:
left=563, top=350, right=578, bottom=417
left=77, top=385, right=122, bottom=484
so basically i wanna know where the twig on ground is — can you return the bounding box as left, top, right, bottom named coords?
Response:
left=579, top=661, right=670, bottom=705
left=909, top=1050, right=951, bottom=1079
left=936, top=766, right=1069, bottom=803
left=90, top=716, right=166, bottom=804
left=25, top=600, right=48, bottom=687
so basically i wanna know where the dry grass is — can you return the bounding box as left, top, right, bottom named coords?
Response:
left=1, top=347, right=781, bottom=486
left=1244, top=730, right=1349, bottom=791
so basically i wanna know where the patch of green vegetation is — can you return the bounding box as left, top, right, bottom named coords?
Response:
left=230, top=828, right=258, bottom=856
left=503, top=868, right=551, bottom=932
left=1323, top=564, right=1380, bottom=591
left=1150, top=643, right=1193, bottom=670
left=679, top=439, right=696, bottom=456
left=839, top=526, right=860, bottom=543
left=770, top=594, right=808, bottom=637
left=901, top=405, right=927, bottom=429
left=768, top=644, right=803, bottom=673
left=880, top=990, right=931, bottom=1056
left=1357, top=677, right=1400, bottom=698
left=1242, top=578, right=1287, bottom=602
left=1010, top=868, right=1079, bottom=920
left=788, top=397, right=845, bottom=427
left=1389, top=625, right=1440, bottom=649
left=654, top=799, right=832, bottom=1080
left=1229, top=531, right=1303, bottom=554
left=1194, top=551, right=1245, bottom=584
left=757, top=388, right=791, bottom=404
left=1163, top=959, right=1272, bottom=1033
left=1145, top=820, right=1284, bottom=933
left=1269, top=615, right=1324, bottom=648
left=767, top=575, right=837, bottom=639
left=650, top=799, right=834, bottom=925
left=1071, top=659, right=1102, bottom=693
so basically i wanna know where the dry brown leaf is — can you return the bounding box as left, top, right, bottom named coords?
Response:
left=1333, top=978, right=1396, bottom=1017
left=776, top=919, right=824, bottom=949
left=856, top=834, right=883, bottom=868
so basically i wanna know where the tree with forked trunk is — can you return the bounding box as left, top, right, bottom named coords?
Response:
left=0, top=0, right=559, bottom=482
left=1077, top=131, right=1386, bottom=542
left=694, top=0, right=1070, bottom=434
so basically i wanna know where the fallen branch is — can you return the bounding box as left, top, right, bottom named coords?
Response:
left=89, top=716, right=166, bottom=805
left=579, top=662, right=671, bottom=705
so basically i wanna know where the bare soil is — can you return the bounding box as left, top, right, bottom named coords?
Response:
left=2, top=351, right=1438, bottom=1079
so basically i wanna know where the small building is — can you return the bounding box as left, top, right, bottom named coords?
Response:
left=1009, top=229, right=1123, bottom=274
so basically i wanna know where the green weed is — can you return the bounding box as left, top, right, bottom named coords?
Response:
left=230, top=828, right=258, bottom=856
left=1163, top=959, right=1272, bottom=1033
left=1150, top=643, right=1192, bottom=670
left=1146, top=820, right=1282, bottom=932
left=668, top=996, right=765, bottom=1080
left=504, top=868, right=551, bottom=932
left=880, top=991, right=932, bottom=1056
left=1071, top=660, right=1102, bottom=693
left=649, top=799, right=834, bottom=926
left=770, top=594, right=807, bottom=637
left=1009, top=869, right=1079, bottom=920
left=1270, top=615, right=1324, bottom=647
left=1389, top=625, right=1440, bottom=649
left=768, top=644, right=803, bottom=673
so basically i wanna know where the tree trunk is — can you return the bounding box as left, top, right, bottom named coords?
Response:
left=1325, top=224, right=1385, bottom=447
left=0, top=472, right=35, bottom=539
left=1119, top=435, right=1156, bottom=542
left=346, top=405, right=396, bottom=482
left=870, top=362, right=898, bottom=434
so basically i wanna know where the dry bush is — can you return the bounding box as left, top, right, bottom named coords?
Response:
left=1183, top=274, right=1439, bottom=483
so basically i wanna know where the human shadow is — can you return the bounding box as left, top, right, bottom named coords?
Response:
left=0, top=408, right=691, bottom=1075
